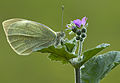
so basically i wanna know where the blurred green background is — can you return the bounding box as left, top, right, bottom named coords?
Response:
left=0, top=0, right=120, bottom=83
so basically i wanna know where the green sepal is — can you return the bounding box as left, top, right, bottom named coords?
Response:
left=64, top=37, right=77, bottom=53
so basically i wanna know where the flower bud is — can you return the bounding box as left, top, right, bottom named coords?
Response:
left=61, top=40, right=64, bottom=45
left=80, top=37, right=83, bottom=42
left=72, top=26, right=77, bottom=33
left=76, top=36, right=80, bottom=40
left=76, top=30, right=81, bottom=35
left=81, top=33, right=86, bottom=38
left=81, top=28, right=87, bottom=33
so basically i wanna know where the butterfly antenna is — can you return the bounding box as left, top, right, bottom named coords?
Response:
left=61, top=5, right=64, bottom=33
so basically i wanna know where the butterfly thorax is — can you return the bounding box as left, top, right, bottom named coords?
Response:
left=55, top=32, right=65, bottom=46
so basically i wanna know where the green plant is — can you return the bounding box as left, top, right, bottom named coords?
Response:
left=38, top=17, right=120, bottom=83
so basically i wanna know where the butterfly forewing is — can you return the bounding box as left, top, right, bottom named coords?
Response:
left=2, top=18, right=57, bottom=55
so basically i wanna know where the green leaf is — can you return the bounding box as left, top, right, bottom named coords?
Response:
left=38, top=45, right=77, bottom=64
left=81, top=43, right=110, bottom=65
left=81, top=51, right=120, bottom=83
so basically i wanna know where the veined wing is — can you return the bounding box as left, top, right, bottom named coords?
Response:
left=2, top=18, right=57, bottom=55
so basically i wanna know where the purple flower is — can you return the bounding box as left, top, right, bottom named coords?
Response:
left=73, top=19, right=82, bottom=27
left=73, top=17, right=88, bottom=27
left=81, top=16, right=88, bottom=26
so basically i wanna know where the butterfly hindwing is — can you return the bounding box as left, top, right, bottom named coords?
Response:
left=2, top=18, right=57, bottom=55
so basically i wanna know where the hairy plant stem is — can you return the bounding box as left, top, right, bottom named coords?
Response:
left=78, top=41, right=82, bottom=57
left=75, top=40, right=82, bottom=83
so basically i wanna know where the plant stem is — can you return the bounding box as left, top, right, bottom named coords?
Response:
left=75, top=68, right=80, bottom=83
left=78, top=40, right=82, bottom=57
left=75, top=40, right=82, bottom=83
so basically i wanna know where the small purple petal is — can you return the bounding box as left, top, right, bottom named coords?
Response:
left=68, top=28, right=72, bottom=30
left=66, top=25, right=72, bottom=30
left=81, top=17, right=88, bottom=26
left=73, top=19, right=82, bottom=27
left=72, top=26, right=76, bottom=29
left=66, top=25, right=68, bottom=28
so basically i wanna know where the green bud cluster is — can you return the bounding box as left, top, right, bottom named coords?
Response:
left=75, top=27, right=87, bottom=41
left=72, top=26, right=77, bottom=33
left=66, top=21, right=88, bottom=42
